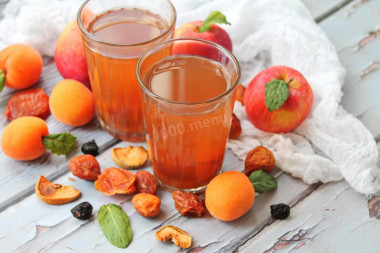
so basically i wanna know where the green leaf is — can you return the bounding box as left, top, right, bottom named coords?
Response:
left=199, top=11, right=231, bottom=32
left=42, top=132, right=76, bottom=155
left=0, top=69, right=5, bottom=92
left=98, top=204, right=133, bottom=249
left=265, top=79, right=290, bottom=112
left=249, top=170, right=278, bottom=194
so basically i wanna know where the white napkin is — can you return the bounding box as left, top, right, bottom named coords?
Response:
left=1, top=0, right=379, bottom=195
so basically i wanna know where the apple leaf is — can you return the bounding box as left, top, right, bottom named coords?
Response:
left=0, top=69, right=5, bottom=92
left=265, top=79, right=290, bottom=112
left=42, top=132, right=77, bottom=155
left=199, top=11, right=231, bottom=33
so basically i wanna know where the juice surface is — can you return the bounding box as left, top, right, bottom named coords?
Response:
left=143, top=55, right=234, bottom=190
left=84, top=8, right=169, bottom=141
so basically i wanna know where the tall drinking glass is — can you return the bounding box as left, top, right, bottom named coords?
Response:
left=77, top=0, right=176, bottom=142
left=137, top=38, right=241, bottom=192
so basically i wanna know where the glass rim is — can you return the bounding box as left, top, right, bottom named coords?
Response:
left=136, top=37, right=241, bottom=106
left=77, top=0, right=177, bottom=47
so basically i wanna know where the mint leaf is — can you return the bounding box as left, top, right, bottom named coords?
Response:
left=42, top=132, right=76, bottom=155
left=0, top=69, right=5, bottom=92
left=98, top=204, right=133, bottom=248
left=249, top=170, right=277, bottom=194
left=265, top=79, right=290, bottom=112
left=199, top=11, right=231, bottom=32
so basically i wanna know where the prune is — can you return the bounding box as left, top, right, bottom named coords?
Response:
left=270, top=203, right=290, bottom=219
left=71, top=201, right=93, bottom=220
left=172, top=190, right=205, bottom=217
left=81, top=140, right=99, bottom=156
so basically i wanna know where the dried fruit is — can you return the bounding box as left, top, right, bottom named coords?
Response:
left=172, top=190, right=205, bottom=217
left=229, top=113, right=242, bottom=139
left=135, top=170, right=157, bottom=195
left=156, top=225, right=192, bottom=249
left=71, top=201, right=93, bottom=220
left=4, top=88, right=50, bottom=121
left=35, top=175, right=81, bottom=205
left=132, top=193, right=161, bottom=218
left=69, top=154, right=101, bottom=181
left=111, top=146, right=148, bottom=169
left=146, top=140, right=152, bottom=163
left=245, top=146, right=275, bottom=176
left=270, top=203, right=290, bottom=219
left=95, top=167, right=136, bottom=196
left=81, top=139, right=99, bottom=156
left=235, top=83, right=246, bottom=105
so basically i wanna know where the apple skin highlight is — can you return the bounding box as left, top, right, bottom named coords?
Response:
left=244, top=65, right=314, bottom=133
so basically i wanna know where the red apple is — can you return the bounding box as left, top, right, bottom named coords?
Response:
left=244, top=66, right=313, bottom=133
left=54, top=21, right=90, bottom=88
left=172, top=11, right=232, bottom=59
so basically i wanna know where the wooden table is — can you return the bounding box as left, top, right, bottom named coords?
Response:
left=1, top=0, right=380, bottom=252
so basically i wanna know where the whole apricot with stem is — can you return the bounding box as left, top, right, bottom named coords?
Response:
left=0, top=44, right=43, bottom=92
left=1, top=116, right=76, bottom=160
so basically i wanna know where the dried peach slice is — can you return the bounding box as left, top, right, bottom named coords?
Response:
left=94, top=167, right=136, bottom=196
left=111, top=146, right=148, bottom=169
left=156, top=225, right=192, bottom=249
left=35, top=175, right=81, bottom=205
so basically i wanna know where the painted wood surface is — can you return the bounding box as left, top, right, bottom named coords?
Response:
left=1, top=0, right=380, bottom=252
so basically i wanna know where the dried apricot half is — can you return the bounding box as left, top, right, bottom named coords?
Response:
left=111, top=146, right=148, bottom=169
left=95, top=167, right=136, bottom=196
left=35, top=175, right=81, bottom=205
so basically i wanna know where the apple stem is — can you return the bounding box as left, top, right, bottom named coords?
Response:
left=287, top=77, right=294, bottom=86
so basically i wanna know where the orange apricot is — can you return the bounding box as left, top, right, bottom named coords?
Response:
left=0, top=44, right=43, bottom=90
left=1, top=116, right=49, bottom=160
left=49, top=79, right=95, bottom=126
left=205, top=171, right=255, bottom=221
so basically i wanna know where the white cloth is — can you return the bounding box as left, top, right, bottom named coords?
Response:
left=1, top=0, right=379, bottom=194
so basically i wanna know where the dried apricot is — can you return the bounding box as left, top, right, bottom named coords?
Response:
left=132, top=193, right=161, bottom=218
left=69, top=154, right=101, bottom=181
left=156, top=225, right=192, bottom=249
left=111, top=146, right=148, bottom=169
left=229, top=113, right=242, bottom=139
left=245, top=146, right=275, bottom=176
left=235, top=83, right=246, bottom=105
left=95, top=167, right=136, bottom=196
left=35, top=175, right=81, bottom=205
left=4, top=88, right=50, bottom=121
left=172, top=190, right=205, bottom=217
left=135, top=170, right=157, bottom=195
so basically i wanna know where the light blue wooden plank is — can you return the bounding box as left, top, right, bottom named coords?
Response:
left=302, top=0, right=352, bottom=21
left=318, top=0, right=380, bottom=137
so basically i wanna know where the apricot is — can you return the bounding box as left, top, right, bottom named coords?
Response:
left=1, top=116, right=49, bottom=160
left=49, top=79, right=95, bottom=126
left=205, top=171, right=255, bottom=221
left=0, top=44, right=43, bottom=90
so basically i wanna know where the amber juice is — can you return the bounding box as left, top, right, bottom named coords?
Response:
left=81, top=7, right=174, bottom=141
left=142, top=55, right=236, bottom=190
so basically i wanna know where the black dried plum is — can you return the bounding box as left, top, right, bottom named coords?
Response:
left=81, top=140, right=99, bottom=156
left=71, top=201, right=93, bottom=220
left=270, top=203, right=290, bottom=220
